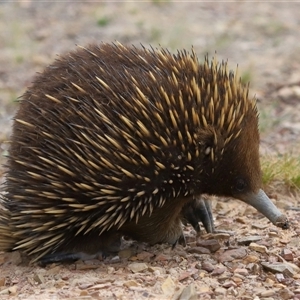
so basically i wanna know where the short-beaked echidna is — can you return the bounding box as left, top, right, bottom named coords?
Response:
left=0, top=43, right=289, bottom=263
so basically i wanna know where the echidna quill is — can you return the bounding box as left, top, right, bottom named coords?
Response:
left=0, top=43, right=289, bottom=264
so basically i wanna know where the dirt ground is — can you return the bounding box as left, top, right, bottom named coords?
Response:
left=0, top=2, right=300, bottom=299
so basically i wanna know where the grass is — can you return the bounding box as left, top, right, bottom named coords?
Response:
left=261, top=154, right=300, bottom=192
left=97, top=16, right=110, bottom=27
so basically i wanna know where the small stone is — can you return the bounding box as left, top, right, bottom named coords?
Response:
left=281, top=248, right=293, bottom=261
left=279, top=238, right=290, bottom=244
left=268, top=231, right=279, bottom=237
left=211, top=232, right=231, bottom=240
left=236, top=217, right=247, bottom=224
left=196, top=239, right=221, bottom=252
left=135, top=251, right=154, bottom=261
left=222, top=280, right=237, bottom=288
left=178, top=271, right=191, bottom=282
left=214, top=286, right=227, bottom=295
left=232, top=277, right=243, bottom=285
left=265, top=278, right=275, bottom=285
left=0, top=278, right=6, bottom=287
left=261, top=262, right=295, bottom=276
left=198, top=285, right=210, bottom=294
left=243, top=255, right=259, bottom=263
left=249, top=242, right=268, bottom=253
left=123, top=280, right=139, bottom=288
left=33, top=273, right=44, bottom=284
left=161, top=276, right=175, bottom=296
left=278, top=287, right=294, bottom=299
left=107, top=267, right=115, bottom=274
left=178, top=283, right=197, bottom=300
left=219, top=248, right=247, bottom=262
left=201, top=261, right=214, bottom=272
left=234, top=268, right=248, bottom=276
left=252, top=223, right=268, bottom=229
left=188, top=246, right=210, bottom=255
left=275, top=273, right=285, bottom=282
left=260, top=289, right=275, bottom=297
left=79, top=290, right=89, bottom=296
left=8, top=286, right=17, bottom=296
left=154, top=254, right=171, bottom=261
left=55, top=281, right=66, bottom=288
left=91, top=283, right=112, bottom=289
left=47, top=266, right=61, bottom=275
left=211, top=267, right=226, bottom=276
left=128, top=262, right=148, bottom=273
left=237, top=236, right=262, bottom=245
left=78, top=283, right=93, bottom=290
left=148, top=266, right=164, bottom=275
left=110, top=255, right=121, bottom=263
left=249, top=263, right=261, bottom=274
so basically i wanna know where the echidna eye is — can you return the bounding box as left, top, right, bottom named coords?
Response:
left=234, top=178, right=247, bottom=192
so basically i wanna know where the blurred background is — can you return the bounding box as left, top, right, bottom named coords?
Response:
left=0, top=1, right=300, bottom=169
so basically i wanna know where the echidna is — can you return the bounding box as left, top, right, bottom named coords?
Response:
left=0, top=42, right=288, bottom=264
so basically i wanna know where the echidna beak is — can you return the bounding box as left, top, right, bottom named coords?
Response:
left=239, top=189, right=289, bottom=230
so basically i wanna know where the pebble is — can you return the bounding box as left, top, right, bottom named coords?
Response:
left=154, top=254, right=171, bottom=262
left=232, top=277, right=243, bottom=285
left=33, top=273, right=44, bottom=284
left=8, top=286, right=17, bottom=296
left=214, top=286, right=227, bottom=296
left=279, top=287, right=294, bottom=299
left=249, top=242, right=268, bottom=253
left=196, top=239, right=221, bottom=252
left=219, top=248, right=247, bottom=262
left=178, top=271, right=191, bottom=282
left=260, top=289, right=275, bottom=297
left=201, top=261, right=214, bottom=272
left=234, top=268, right=248, bottom=276
left=211, top=267, right=226, bottom=276
left=128, top=262, right=148, bottom=273
left=188, top=246, right=210, bottom=255
left=261, top=262, right=295, bottom=276
left=148, top=266, right=164, bottom=274
left=222, top=280, right=237, bottom=288
left=243, top=255, right=260, bottom=263
left=107, top=267, right=115, bottom=274
left=123, top=280, right=139, bottom=288
left=161, top=276, right=175, bottom=296
left=135, top=251, right=154, bottom=261
left=0, top=278, right=6, bottom=287
left=281, top=248, right=293, bottom=261
left=237, top=235, right=262, bottom=245
left=178, top=284, right=197, bottom=300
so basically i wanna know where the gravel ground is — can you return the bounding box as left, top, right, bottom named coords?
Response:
left=0, top=2, right=300, bottom=299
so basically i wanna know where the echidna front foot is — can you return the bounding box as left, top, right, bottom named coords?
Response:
left=182, top=196, right=215, bottom=233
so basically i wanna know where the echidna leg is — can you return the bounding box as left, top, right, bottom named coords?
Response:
left=181, top=196, right=215, bottom=233
left=39, top=252, right=96, bottom=266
